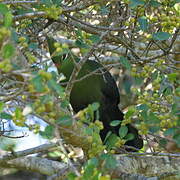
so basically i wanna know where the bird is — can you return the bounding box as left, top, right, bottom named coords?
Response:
left=47, top=36, right=143, bottom=151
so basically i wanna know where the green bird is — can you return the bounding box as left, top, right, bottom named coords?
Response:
left=47, top=37, right=143, bottom=151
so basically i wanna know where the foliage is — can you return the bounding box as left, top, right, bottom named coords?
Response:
left=0, top=0, right=179, bottom=179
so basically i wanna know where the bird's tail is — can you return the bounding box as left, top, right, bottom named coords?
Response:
left=100, top=105, right=143, bottom=151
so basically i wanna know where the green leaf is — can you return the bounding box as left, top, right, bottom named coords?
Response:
left=137, top=104, right=149, bottom=111
left=47, top=79, right=64, bottom=96
left=0, top=3, right=9, bottom=15
left=40, top=125, right=54, bottom=139
left=2, top=43, right=15, bottom=59
left=4, top=12, right=12, bottom=27
left=100, top=6, right=110, bottom=15
left=75, top=39, right=89, bottom=49
left=148, top=112, right=160, bottom=124
left=90, top=102, right=100, bottom=111
left=171, top=103, right=179, bottom=115
left=149, top=0, right=161, bottom=7
left=75, top=29, right=83, bottom=38
left=28, top=43, right=38, bottom=50
left=40, top=0, right=52, bottom=6
left=105, top=133, right=119, bottom=149
left=84, top=126, right=94, bottom=136
left=119, top=56, right=131, bottom=70
left=152, top=32, right=171, bottom=41
left=125, top=133, right=135, bottom=141
left=67, top=172, right=77, bottom=180
left=100, top=154, right=117, bottom=169
left=0, top=102, right=4, bottom=112
left=14, top=108, right=22, bottom=119
left=138, top=16, right=148, bottom=31
left=87, top=157, right=99, bottom=167
left=149, top=126, right=160, bottom=133
left=129, top=0, right=145, bottom=8
left=152, top=70, right=158, bottom=80
left=125, top=107, right=136, bottom=119
left=52, top=0, right=63, bottom=5
left=110, top=120, right=121, bottom=127
left=173, top=134, right=180, bottom=147
left=159, top=139, right=168, bottom=147
left=134, top=76, right=144, bottom=85
left=140, top=110, right=148, bottom=120
left=48, top=151, right=62, bottom=157
left=84, top=158, right=98, bottom=179
left=119, top=126, right=128, bottom=138
left=89, top=35, right=100, bottom=43
left=56, top=115, right=73, bottom=126
left=40, top=95, right=53, bottom=104
left=164, top=128, right=176, bottom=136
left=123, top=78, right=132, bottom=94
left=167, top=73, right=178, bottom=82
left=0, top=112, right=12, bottom=120
left=11, top=29, right=19, bottom=42
left=31, top=75, right=44, bottom=92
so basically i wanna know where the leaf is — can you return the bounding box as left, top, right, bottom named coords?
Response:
left=67, top=172, right=77, bottom=180
left=123, top=78, right=132, bottom=94
left=56, top=115, right=73, bottom=126
left=4, top=12, right=13, bottom=27
left=138, top=16, right=148, bottom=31
left=119, top=126, right=128, bottom=138
left=89, top=35, right=100, bottom=43
left=173, top=134, right=180, bottom=147
left=148, top=112, right=160, bottom=124
left=100, top=6, right=110, bottom=15
left=164, top=128, right=176, bottom=136
left=0, top=112, right=12, bottom=120
left=140, top=110, right=148, bottom=120
left=149, top=126, right=160, bottom=133
left=14, top=108, right=22, bottom=119
left=11, top=29, right=19, bottom=42
left=134, top=76, right=144, bottom=85
left=152, top=32, right=171, bottom=41
left=125, top=133, right=135, bottom=141
left=105, top=133, right=119, bottom=149
left=31, top=75, right=44, bottom=92
left=28, top=43, right=38, bottom=50
left=75, top=38, right=89, bottom=49
left=87, top=157, right=99, bottom=167
left=52, top=0, right=63, bottom=5
left=0, top=102, right=4, bottom=112
left=110, top=120, right=121, bottom=127
left=129, top=0, right=145, bottom=8
left=90, top=102, right=100, bottom=111
left=47, top=79, right=64, bottom=96
left=119, top=56, right=131, bottom=70
left=40, top=125, right=54, bottom=139
left=84, top=158, right=98, bottom=179
left=100, top=154, right=117, bottom=169
left=40, top=95, right=52, bottom=104
left=152, top=70, right=158, bottom=80
left=149, top=0, right=161, bottom=7
left=40, top=0, right=52, bottom=6
left=137, top=104, right=149, bottom=111
left=167, top=73, right=178, bottom=82
left=0, top=4, right=9, bottom=15
left=2, top=43, right=15, bottom=59
left=171, top=103, right=179, bottom=115
left=125, top=107, right=136, bottom=119
left=75, top=29, right=83, bottom=38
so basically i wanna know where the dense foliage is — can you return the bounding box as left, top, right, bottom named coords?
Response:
left=0, top=0, right=179, bottom=179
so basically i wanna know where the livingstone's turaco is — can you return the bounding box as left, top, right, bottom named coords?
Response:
left=47, top=36, right=143, bottom=151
